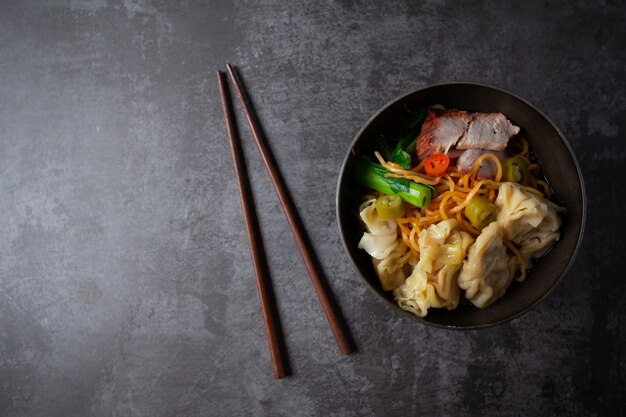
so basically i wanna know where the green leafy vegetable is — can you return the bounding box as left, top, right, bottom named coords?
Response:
left=379, top=107, right=426, bottom=169
left=352, top=156, right=434, bottom=208
left=391, top=146, right=412, bottom=169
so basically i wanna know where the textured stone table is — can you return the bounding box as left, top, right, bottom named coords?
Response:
left=1, top=1, right=624, bottom=416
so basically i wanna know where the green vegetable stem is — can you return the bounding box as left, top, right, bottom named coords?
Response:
left=352, top=156, right=433, bottom=208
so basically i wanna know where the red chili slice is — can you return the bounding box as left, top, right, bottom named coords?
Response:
left=424, top=153, right=450, bottom=177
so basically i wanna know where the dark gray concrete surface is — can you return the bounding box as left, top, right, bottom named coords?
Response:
left=1, top=1, right=624, bottom=416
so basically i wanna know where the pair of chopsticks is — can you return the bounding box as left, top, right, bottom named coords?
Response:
left=217, top=64, right=353, bottom=379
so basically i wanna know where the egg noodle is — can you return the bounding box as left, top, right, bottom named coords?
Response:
left=368, top=137, right=540, bottom=283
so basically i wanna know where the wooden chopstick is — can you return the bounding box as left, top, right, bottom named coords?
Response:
left=217, top=70, right=287, bottom=379
left=226, top=64, right=353, bottom=356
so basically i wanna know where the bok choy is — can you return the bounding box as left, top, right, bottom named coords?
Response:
left=352, top=156, right=433, bottom=209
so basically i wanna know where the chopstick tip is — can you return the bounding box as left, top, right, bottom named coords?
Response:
left=226, top=63, right=237, bottom=78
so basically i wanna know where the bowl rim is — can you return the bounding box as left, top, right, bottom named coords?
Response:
left=335, top=81, right=587, bottom=329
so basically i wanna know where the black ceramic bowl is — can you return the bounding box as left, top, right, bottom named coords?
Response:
left=336, top=82, right=586, bottom=329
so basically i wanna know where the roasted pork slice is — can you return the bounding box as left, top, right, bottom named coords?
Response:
left=416, top=109, right=472, bottom=158
left=457, top=149, right=505, bottom=179
left=456, top=113, right=520, bottom=150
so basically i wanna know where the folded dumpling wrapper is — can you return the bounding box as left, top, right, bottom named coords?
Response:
left=357, top=199, right=398, bottom=260
left=457, top=221, right=517, bottom=308
left=372, top=247, right=417, bottom=291
left=394, top=219, right=473, bottom=317
left=357, top=199, right=416, bottom=291
left=495, top=182, right=562, bottom=268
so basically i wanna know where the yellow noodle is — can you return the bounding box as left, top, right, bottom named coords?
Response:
left=369, top=149, right=546, bottom=292
left=411, top=159, right=426, bottom=172
left=466, top=153, right=503, bottom=182
left=517, top=184, right=545, bottom=198
left=384, top=172, right=441, bottom=186
left=504, top=240, right=527, bottom=282
left=408, top=226, right=420, bottom=254
left=375, top=151, right=442, bottom=186
left=456, top=211, right=481, bottom=237
left=536, top=179, right=552, bottom=197
left=397, top=250, right=415, bottom=265
left=448, top=179, right=491, bottom=214
left=528, top=163, right=541, bottom=176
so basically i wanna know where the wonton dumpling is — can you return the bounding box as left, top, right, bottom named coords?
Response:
left=394, top=219, right=474, bottom=317
left=357, top=199, right=398, bottom=260
left=373, top=244, right=417, bottom=291
left=516, top=202, right=561, bottom=263
left=495, top=182, right=562, bottom=267
left=357, top=199, right=416, bottom=290
left=458, top=221, right=516, bottom=308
